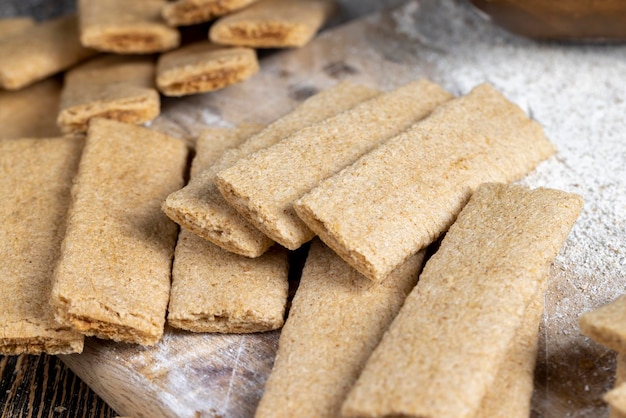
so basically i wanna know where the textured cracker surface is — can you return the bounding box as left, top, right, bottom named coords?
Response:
left=168, top=127, right=289, bottom=333
left=209, top=0, right=336, bottom=48
left=78, top=0, right=180, bottom=54
left=255, top=239, right=423, bottom=418
left=580, top=295, right=626, bottom=354
left=0, top=16, right=34, bottom=37
left=162, top=0, right=258, bottom=26
left=163, top=82, right=379, bottom=257
left=295, top=83, right=556, bottom=282
left=58, top=55, right=160, bottom=134
left=51, top=119, right=188, bottom=346
left=341, top=183, right=583, bottom=418
left=216, top=79, right=452, bottom=250
left=0, top=15, right=96, bottom=90
left=609, top=355, right=626, bottom=418
left=0, top=137, right=84, bottom=355
left=156, top=41, right=259, bottom=97
left=0, top=78, right=62, bottom=138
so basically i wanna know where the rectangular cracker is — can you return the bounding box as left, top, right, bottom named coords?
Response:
left=255, top=239, right=423, bottom=418
left=580, top=294, right=626, bottom=353
left=0, top=17, right=34, bottom=37
left=162, top=0, right=259, bottom=26
left=0, top=78, right=62, bottom=138
left=340, top=183, right=583, bottom=418
left=162, top=81, right=380, bottom=257
left=78, top=0, right=180, bottom=54
left=0, top=15, right=97, bottom=90
left=168, top=126, right=290, bottom=333
left=57, top=55, right=160, bottom=134
left=209, top=0, right=336, bottom=48
left=51, top=118, right=188, bottom=346
left=156, top=41, right=259, bottom=97
left=295, top=83, right=557, bottom=282
left=0, top=137, right=84, bottom=355
left=215, top=79, right=453, bottom=250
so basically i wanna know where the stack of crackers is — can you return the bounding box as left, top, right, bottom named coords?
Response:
left=1, top=3, right=589, bottom=417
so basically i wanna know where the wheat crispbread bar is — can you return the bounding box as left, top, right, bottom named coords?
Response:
left=215, top=79, right=453, bottom=251
left=162, top=81, right=379, bottom=257
left=0, top=137, right=85, bottom=355
left=162, top=0, right=259, bottom=26
left=295, top=83, right=556, bottom=282
left=0, top=15, right=97, bottom=90
left=580, top=294, right=626, bottom=353
left=209, top=0, right=336, bottom=48
left=168, top=126, right=290, bottom=333
left=51, top=118, right=188, bottom=346
left=78, top=0, right=180, bottom=54
left=0, top=78, right=62, bottom=138
left=156, top=40, right=259, bottom=97
left=255, top=239, right=423, bottom=418
left=340, top=183, right=583, bottom=418
left=57, top=55, right=160, bottom=134
left=0, top=17, right=34, bottom=37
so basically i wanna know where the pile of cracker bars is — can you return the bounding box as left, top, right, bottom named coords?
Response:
left=0, top=0, right=590, bottom=417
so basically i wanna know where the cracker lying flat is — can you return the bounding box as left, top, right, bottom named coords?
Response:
left=58, top=55, right=160, bottom=134
left=168, top=127, right=290, bottom=333
left=156, top=41, right=259, bottom=97
left=51, top=119, right=188, bottom=346
left=0, top=15, right=97, bottom=90
left=0, top=17, right=34, bottom=37
left=163, top=81, right=379, bottom=257
left=162, top=0, right=258, bottom=26
left=0, top=137, right=84, bottom=355
left=295, top=83, right=556, bottom=282
left=341, top=183, right=582, bottom=418
left=216, top=79, right=453, bottom=250
left=255, top=239, right=423, bottom=418
left=0, top=78, right=62, bottom=138
left=580, top=295, right=626, bottom=353
left=209, top=0, right=336, bottom=48
left=79, top=0, right=180, bottom=54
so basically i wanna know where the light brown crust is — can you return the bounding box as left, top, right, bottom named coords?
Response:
left=295, top=83, right=557, bottom=282
left=209, top=0, right=336, bottom=48
left=162, top=82, right=379, bottom=257
left=255, top=239, right=423, bottom=418
left=341, top=183, right=583, bottom=418
left=51, top=119, right=188, bottom=346
left=0, top=137, right=85, bottom=355
left=156, top=41, right=259, bottom=96
left=58, top=55, right=160, bottom=134
left=0, top=17, right=35, bottom=37
left=162, top=0, right=259, bottom=26
left=0, top=15, right=97, bottom=90
left=79, top=0, right=180, bottom=54
left=580, top=295, right=626, bottom=353
left=215, top=79, right=453, bottom=250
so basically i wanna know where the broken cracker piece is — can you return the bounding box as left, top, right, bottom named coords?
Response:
left=580, top=294, right=626, bottom=354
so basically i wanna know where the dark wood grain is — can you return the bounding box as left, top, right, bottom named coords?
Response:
left=0, top=354, right=116, bottom=418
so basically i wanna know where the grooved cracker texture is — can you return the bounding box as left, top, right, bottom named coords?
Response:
left=341, top=183, right=583, bottom=418
left=162, top=0, right=259, bottom=26
left=216, top=79, right=453, bottom=250
left=51, top=118, right=188, bottom=346
left=0, top=137, right=84, bottom=355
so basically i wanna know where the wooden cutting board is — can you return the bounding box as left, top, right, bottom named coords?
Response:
left=60, top=1, right=626, bottom=417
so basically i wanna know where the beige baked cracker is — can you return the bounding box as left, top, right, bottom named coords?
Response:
left=215, top=79, right=453, bottom=250
left=0, top=17, right=34, bottom=37
left=580, top=294, right=626, bottom=353
left=0, top=137, right=84, bottom=355
left=255, top=239, right=423, bottom=418
left=608, top=354, right=626, bottom=418
left=162, top=0, right=259, bottom=26
left=0, top=15, right=97, bottom=90
left=168, top=126, right=290, bottom=333
left=51, top=118, right=188, bottom=346
left=58, top=55, right=160, bottom=134
left=295, top=83, right=556, bottom=282
left=79, top=0, right=180, bottom=54
left=162, top=81, right=379, bottom=257
left=0, top=78, right=62, bottom=138
left=209, top=0, right=336, bottom=48
left=156, top=40, right=259, bottom=97
left=341, top=183, right=583, bottom=418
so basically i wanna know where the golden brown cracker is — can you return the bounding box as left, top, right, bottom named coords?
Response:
left=580, top=295, right=626, bottom=354
left=162, top=0, right=259, bottom=26
left=0, top=17, right=34, bottom=37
